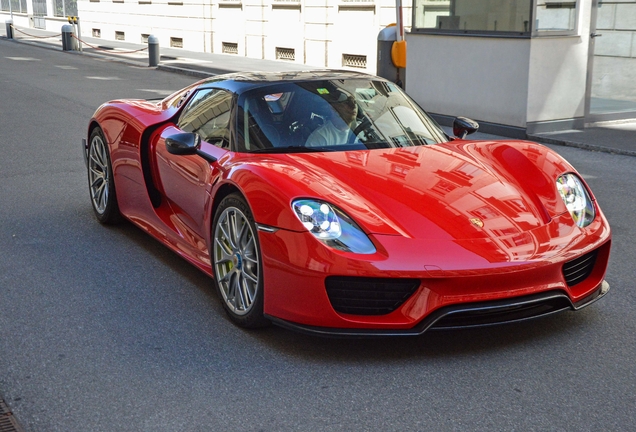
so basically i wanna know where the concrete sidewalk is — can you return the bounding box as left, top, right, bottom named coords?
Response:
left=528, top=123, right=636, bottom=157
left=2, top=24, right=635, bottom=156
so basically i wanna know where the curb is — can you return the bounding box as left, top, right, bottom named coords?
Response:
left=527, top=134, right=636, bottom=158
left=157, top=64, right=215, bottom=78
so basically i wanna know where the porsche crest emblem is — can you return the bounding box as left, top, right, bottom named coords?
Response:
left=470, top=218, right=484, bottom=228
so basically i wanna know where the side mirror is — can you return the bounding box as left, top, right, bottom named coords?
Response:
left=165, top=132, right=217, bottom=163
left=452, top=117, right=479, bottom=139
left=165, top=132, right=201, bottom=155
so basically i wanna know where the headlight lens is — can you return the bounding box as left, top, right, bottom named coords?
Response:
left=292, top=199, right=376, bottom=254
left=556, top=174, right=595, bottom=227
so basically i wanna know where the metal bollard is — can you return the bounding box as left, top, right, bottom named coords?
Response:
left=5, top=20, right=13, bottom=39
left=61, top=24, right=76, bottom=51
left=148, top=35, right=160, bottom=67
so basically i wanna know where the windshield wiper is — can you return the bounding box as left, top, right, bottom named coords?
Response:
left=249, top=146, right=335, bottom=154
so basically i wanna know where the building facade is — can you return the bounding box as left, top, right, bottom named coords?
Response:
left=1, top=0, right=411, bottom=75
left=3, top=0, right=635, bottom=132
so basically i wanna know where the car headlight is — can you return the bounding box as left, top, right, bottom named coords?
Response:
left=292, top=199, right=376, bottom=254
left=556, top=174, right=595, bottom=228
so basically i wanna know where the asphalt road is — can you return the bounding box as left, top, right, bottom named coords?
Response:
left=1, top=40, right=635, bottom=432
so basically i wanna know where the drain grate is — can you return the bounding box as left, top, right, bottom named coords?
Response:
left=0, top=399, right=25, bottom=432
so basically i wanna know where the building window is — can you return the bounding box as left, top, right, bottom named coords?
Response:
left=342, top=54, right=367, bottom=69
left=53, top=0, right=77, bottom=16
left=222, top=42, right=239, bottom=54
left=412, top=0, right=579, bottom=37
left=171, top=37, right=183, bottom=48
left=276, top=47, right=295, bottom=61
left=92, top=28, right=101, bottom=37
left=115, top=31, right=125, bottom=41
left=1, top=0, right=28, bottom=13
left=535, top=0, right=577, bottom=32
left=141, top=34, right=149, bottom=43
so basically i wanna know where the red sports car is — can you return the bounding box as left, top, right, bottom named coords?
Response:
left=84, top=71, right=611, bottom=336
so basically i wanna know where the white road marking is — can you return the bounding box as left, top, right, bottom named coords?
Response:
left=55, top=65, right=78, bottom=70
left=138, top=89, right=175, bottom=96
left=85, top=76, right=121, bottom=80
left=5, top=57, right=40, bottom=61
left=580, top=174, right=597, bottom=179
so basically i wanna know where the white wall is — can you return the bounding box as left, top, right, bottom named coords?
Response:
left=72, top=0, right=410, bottom=74
left=405, top=33, right=531, bottom=127
left=79, top=0, right=208, bottom=51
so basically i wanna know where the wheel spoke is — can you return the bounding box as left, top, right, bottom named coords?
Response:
left=233, top=273, right=245, bottom=310
left=219, top=269, right=233, bottom=284
left=90, top=154, right=104, bottom=170
left=243, top=255, right=258, bottom=264
left=240, top=275, right=254, bottom=306
left=230, top=211, right=241, bottom=249
left=243, top=270, right=258, bottom=285
left=214, top=237, right=233, bottom=260
left=219, top=219, right=233, bottom=249
left=101, top=185, right=109, bottom=209
left=236, top=219, right=247, bottom=248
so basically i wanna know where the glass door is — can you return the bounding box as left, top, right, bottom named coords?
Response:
left=586, top=0, right=636, bottom=122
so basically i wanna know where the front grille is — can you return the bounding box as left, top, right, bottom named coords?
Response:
left=563, top=250, right=598, bottom=287
left=325, top=277, right=420, bottom=315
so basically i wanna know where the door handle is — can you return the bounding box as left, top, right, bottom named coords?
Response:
left=591, top=33, right=603, bottom=38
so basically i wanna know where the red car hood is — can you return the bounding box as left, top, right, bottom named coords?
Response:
left=270, top=140, right=574, bottom=242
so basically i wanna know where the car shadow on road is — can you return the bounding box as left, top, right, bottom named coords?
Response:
left=245, top=302, right=604, bottom=363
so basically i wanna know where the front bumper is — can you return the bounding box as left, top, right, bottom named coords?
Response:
left=258, top=212, right=611, bottom=333
left=265, top=280, right=610, bottom=337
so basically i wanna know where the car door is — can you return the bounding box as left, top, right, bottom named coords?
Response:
left=155, top=88, right=233, bottom=239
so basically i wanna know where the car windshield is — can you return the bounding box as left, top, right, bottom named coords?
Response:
left=235, top=79, right=448, bottom=153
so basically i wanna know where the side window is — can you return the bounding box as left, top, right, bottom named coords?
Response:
left=178, top=89, right=233, bottom=148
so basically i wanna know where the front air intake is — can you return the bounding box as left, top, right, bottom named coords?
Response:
left=562, top=250, right=598, bottom=287
left=325, top=277, right=420, bottom=315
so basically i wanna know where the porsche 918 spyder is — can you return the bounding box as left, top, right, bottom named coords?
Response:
left=83, top=71, right=611, bottom=336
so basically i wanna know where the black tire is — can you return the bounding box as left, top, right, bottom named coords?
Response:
left=212, top=193, right=269, bottom=328
left=87, top=127, right=121, bottom=224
